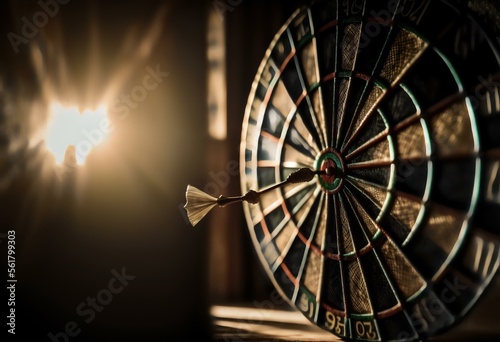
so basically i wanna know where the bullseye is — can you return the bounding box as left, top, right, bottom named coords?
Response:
left=315, top=149, right=345, bottom=193
left=320, top=159, right=336, bottom=183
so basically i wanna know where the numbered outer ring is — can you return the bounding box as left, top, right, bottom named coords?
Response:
left=240, top=0, right=500, bottom=341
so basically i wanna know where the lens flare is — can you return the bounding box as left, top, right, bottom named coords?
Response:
left=45, top=103, right=111, bottom=165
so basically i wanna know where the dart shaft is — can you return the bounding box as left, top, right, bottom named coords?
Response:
left=217, top=195, right=245, bottom=207
left=216, top=168, right=324, bottom=207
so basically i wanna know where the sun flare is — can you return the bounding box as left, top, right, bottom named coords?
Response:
left=45, top=103, right=111, bottom=165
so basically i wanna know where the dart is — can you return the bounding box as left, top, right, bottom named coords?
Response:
left=184, top=167, right=329, bottom=227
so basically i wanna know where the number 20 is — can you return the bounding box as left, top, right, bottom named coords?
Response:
left=355, top=320, right=377, bottom=339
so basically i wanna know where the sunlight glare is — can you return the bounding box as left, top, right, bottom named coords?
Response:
left=46, top=103, right=111, bottom=165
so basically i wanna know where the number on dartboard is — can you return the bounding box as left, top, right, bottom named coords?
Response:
left=260, top=60, right=278, bottom=89
left=292, top=12, right=311, bottom=43
left=454, top=22, right=483, bottom=59
left=469, top=234, right=498, bottom=280
left=354, top=319, right=377, bottom=340
left=325, top=311, right=346, bottom=336
left=473, top=75, right=500, bottom=116
left=298, top=292, right=315, bottom=319
left=400, top=0, right=431, bottom=25
left=342, top=0, right=364, bottom=17
left=486, top=161, right=500, bottom=204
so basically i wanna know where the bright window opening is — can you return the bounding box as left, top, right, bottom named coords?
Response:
left=45, top=103, right=112, bottom=165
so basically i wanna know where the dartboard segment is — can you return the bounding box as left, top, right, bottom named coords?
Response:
left=240, top=0, right=500, bottom=340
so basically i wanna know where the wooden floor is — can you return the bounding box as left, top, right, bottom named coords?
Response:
left=211, top=305, right=340, bottom=341
left=210, top=302, right=500, bottom=341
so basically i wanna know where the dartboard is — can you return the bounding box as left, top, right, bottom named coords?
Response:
left=239, top=0, right=500, bottom=340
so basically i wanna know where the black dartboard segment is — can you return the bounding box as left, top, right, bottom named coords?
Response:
left=240, top=0, right=500, bottom=341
